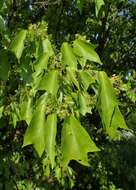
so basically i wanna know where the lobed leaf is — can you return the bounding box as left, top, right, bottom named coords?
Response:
left=61, top=115, right=100, bottom=167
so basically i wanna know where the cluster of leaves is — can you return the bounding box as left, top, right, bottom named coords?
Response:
left=0, top=0, right=136, bottom=189
left=0, top=20, right=129, bottom=183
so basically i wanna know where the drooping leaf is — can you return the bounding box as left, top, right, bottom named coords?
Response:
left=34, top=53, right=49, bottom=77
left=61, top=42, right=77, bottom=70
left=35, top=38, right=54, bottom=58
left=0, top=50, right=10, bottom=80
left=42, top=39, right=54, bottom=57
left=73, top=39, right=102, bottom=65
left=61, top=115, right=100, bottom=167
left=80, top=70, right=95, bottom=90
left=20, top=57, right=33, bottom=83
left=10, top=29, right=27, bottom=59
left=66, top=68, right=79, bottom=89
left=38, top=70, right=59, bottom=95
left=95, top=0, right=105, bottom=17
left=23, top=93, right=48, bottom=156
left=32, top=53, right=50, bottom=90
left=97, top=71, right=128, bottom=139
left=20, top=95, right=33, bottom=125
left=44, top=113, right=57, bottom=168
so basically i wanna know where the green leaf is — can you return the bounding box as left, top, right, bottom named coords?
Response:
left=20, top=58, right=33, bottom=83
left=61, top=42, right=77, bottom=70
left=23, top=93, right=48, bottom=156
left=10, top=102, right=20, bottom=128
left=38, top=70, right=59, bottom=95
left=10, top=29, right=27, bottom=59
left=78, top=92, right=91, bottom=116
left=0, top=50, right=10, bottom=80
left=44, top=114, right=57, bottom=168
left=66, top=68, right=79, bottom=89
left=0, top=15, right=5, bottom=32
left=20, top=95, right=33, bottom=125
left=34, top=53, right=49, bottom=77
left=97, top=71, right=128, bottom=139
left=42, top=39, right=54, bottom=57
left=95, top=0, right=105, bottom=17
left=76, top=0, right=83, bottom=13
left=0, top=106, right=4, bottom=118
left=80, top=71, right=95, bottom=90
left=73, top=39, right=102, bottom=65
left=61, top=115, right=100, bottom=167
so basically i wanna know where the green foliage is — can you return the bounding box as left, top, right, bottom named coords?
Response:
left=0, top=0, right=135, bottom=189
left=97, top=71, right=128, bottom=139
left=0, top=26, right=129, bottom=176
left=23, top=93, right=48, bottom=156
left=0, top=15, right=5, bottom=32
left=95, top=0, right=105, bottom=17
left=61, top=115, right=100, bottom=167
left=73, top=38, right=102, bottom=66
left=10, top=30, right=27, bottom=60
left=38, top=70, right=59, bottom=95
left=61, top=42, right=78, bottom=70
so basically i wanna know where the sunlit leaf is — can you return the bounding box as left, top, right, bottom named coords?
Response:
left=44, top=113, right=57, bottom=168
left=0, top=106, right=4, bottom=118
left=10, top=102, right=20, bottom=128
left=10, top=29, right=27, bottom=59
left=0, top=15, right=5, bottom=32
left=23, top=93, right=48, bottom=156
left=80, top=70, right=95, bottom=90
left=95, top=0, right=105, bottom=17
left=66, top=68, right=79, bottom=89
left=42, top=38, right=54, bottom=57
left=97, top=71, right=128, bottom=139
left=61, top=115, right=100, bottom=167
left=61, top=42, right=77, bottom=70
left=78, top=92, right=91, bottom=116
left=38, top=70, right=59, bottom=95
left=34, top=53, right=49, bottom=77
left=73, top=39, right=102, bottom=65
left=20, top=95, right=33, bottom=125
